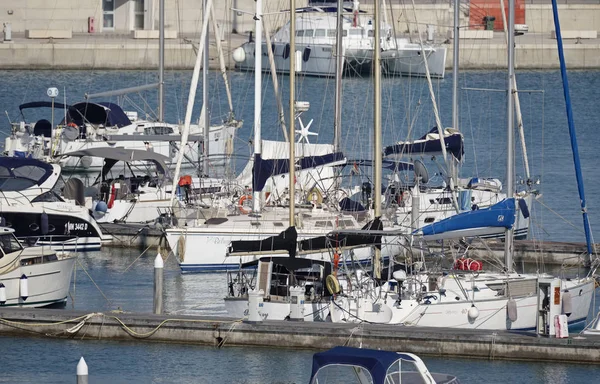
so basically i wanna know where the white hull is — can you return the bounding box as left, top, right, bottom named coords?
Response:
left=0, top=253, right=76, bottom=307
left=381, top=42, right=447, bottom=78
left=236, top=41, right=445, bottom=78
left=224, top=298, right=330, bottom=322
left=330, top=274, right=594, bottom=331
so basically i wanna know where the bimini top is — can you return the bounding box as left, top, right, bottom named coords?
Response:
left=310, top=347, right=418, bottom=384
left=67, top=102, right=131, bottom=128
left=61, top=148, right=170, bottom=176
left=0, top=157, right=56, bottom=190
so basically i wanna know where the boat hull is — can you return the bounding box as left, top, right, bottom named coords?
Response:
left=224, top=297, right=330, bottom=322
left=0, top=255, right=76, bottom=307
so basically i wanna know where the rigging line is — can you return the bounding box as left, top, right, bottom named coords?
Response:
left=76, top=258, right=113, bottom=307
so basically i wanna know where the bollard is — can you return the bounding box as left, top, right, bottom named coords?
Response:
left=246, top=289, right=264, bottom=322
left=77, top=357, right=88, bottom=384
left=153, top=253, right=164, bottom=314
left=289, top=286, right=305, bottom=321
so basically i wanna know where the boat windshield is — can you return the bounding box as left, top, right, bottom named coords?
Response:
left=0, top=233, right=23, bottom=255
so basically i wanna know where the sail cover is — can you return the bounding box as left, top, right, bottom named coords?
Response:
left=228, top=226, right=298, bottom=258
left=384, top=127, right=464, bottom=161
left=299, top=217, right=383, bottom=252
left=417, top=198, right=516, bottom=240
left=67, top=102, right=131, bottom=128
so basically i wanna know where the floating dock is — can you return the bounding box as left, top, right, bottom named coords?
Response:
left=0, top=308, right=598, bottom=364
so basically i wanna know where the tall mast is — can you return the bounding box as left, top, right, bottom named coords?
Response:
left=333, top=0, right=343, bottom=152
left=551, top=0, right=594, bottom=259
left=504, top=0, right=515, bottom=271
left=202, top=0, right=210, bottom=176
left=289, top=0, right=296, bottom=226
left=373, top=0, right=382, bottom=279
left=252, top=0, right=263, bottom=214
left=169, top=0, right=213, bottom=201
left=451, top=0, right=459, bottom=132
left=158, top=0, right=165, bottom=122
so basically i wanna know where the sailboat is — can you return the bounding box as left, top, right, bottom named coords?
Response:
left=327, top=0, right=597, bottom=333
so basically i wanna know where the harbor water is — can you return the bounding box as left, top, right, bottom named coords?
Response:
left=0, top=69, right=600, bottom=382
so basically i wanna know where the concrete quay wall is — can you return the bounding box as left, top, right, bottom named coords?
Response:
left=1, top=308, right=599, bottom=364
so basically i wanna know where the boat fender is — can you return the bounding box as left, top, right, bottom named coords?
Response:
left=303, top=47, right=311, bottom=62
left=40, top=212, right=49, bottom=235
left=326, top=274, right=341, bottom=295
left=307, top=188, right=323, bottom=205
left=468, top=305, right=479, bottom=322
left=177, top=236, right=186, bottom=263
left=507, top=297, right=518, bottom=322
left=0, top=282, right=6, bottom=305
left=238, top=195, right=252, bottom=214
left=95, top=201, right=108, bottom=213
left=562, top=290, right=572, bottom=317
left=518, top=198, right=530, bottom=219
left=0, top=216, right=5, bottom=226
left=20, top=274, right=28, bottom=301
left=232, top=47, right=246, bottom=63
left=283, top=43, right=290, bottom=59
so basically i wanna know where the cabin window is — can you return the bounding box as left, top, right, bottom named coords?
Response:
left=424, top=217, right=435, bottom=223
left=314, top=29, right=326, bottom=37
left=0, top=234, right=22, bottom=255
left=32, top=191, right=64, bottom=203
left=296, top=30, right=304, bottom=37
left=368, top=30, right=374, bottom=37
left=0, top=167, right=10, bottom=177
left=144, top=126, right=174, bottom=135
left=273, top=222, right=284, bottom=227
left=435, top=197, right=453, bottom=205
left=12, top=165, right=47, bottom=181
left=304, top=29, right=314, bottom=37
left=349, top=29, right=362, bottom=36
left=0, top=178, right=37, bottom=191
left=315, top=221, right=334, bottom=228
left=327, top=29, right=336, bottom=37
left=343, top=220, right=355, bottom=228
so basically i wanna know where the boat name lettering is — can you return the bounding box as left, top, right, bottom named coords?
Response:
left=66, top=222, right=88, bottom=232
left=206, top=236, right=228, bottom=244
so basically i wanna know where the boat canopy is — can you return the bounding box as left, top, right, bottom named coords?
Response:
left=310, top=347, right=418, bottom=384
left=299, top=217, right=383, bottom=253
left=0, top=157, right=55, bottom=191
left=60, top=148, right=170, bottom=176
left=66, top=102, right=131, bottom=128
left=384, top=127, right=464, bottom=161
left=416, top=198, right=516, bottom=240
left=228, top=226, right=298, bottom=258
left=19, top=101, right=72, bottom=111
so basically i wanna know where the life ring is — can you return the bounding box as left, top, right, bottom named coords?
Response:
left=326, top=274, right=341, bottom=295
left=307, top=188, right=323, bottom=205
left=67, top=122, right=78, bottom=128
left=238, top=195, right=253, bottom=214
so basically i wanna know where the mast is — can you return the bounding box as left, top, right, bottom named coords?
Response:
left=202, top=0, right=210, bottom=177
left=289, top=0, right=296, bottom=225
left=451, top=0, right=459, bottom=132
left=252, top=0, right=263, bottom=214
left=504, top=0, right=515, bottom=271
left=499, top=0, right=531, bottom=183
left=373, top=0, right=382, bottom=279
left=169, top=0, right=213, bottom=201
left=158, top=0, right=165, bottom=122
left=333, top=0, right=343, bottom=152
left=551, top=0, right=594, bottom=259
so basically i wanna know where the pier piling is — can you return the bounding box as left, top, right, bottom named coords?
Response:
left=154, top=253, right=164, bottom=315
left=77, top=357, right=88, bottom=384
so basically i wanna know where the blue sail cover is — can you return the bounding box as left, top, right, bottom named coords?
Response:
left=310, top=347, right=417, bottom=384
left=418, top=198, right=516, bottom=238
left=68, top=102, right=131, bottom=128
left=252, top=152, right=344, bottom=192
left=384, top=127, right=464, bottom=161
